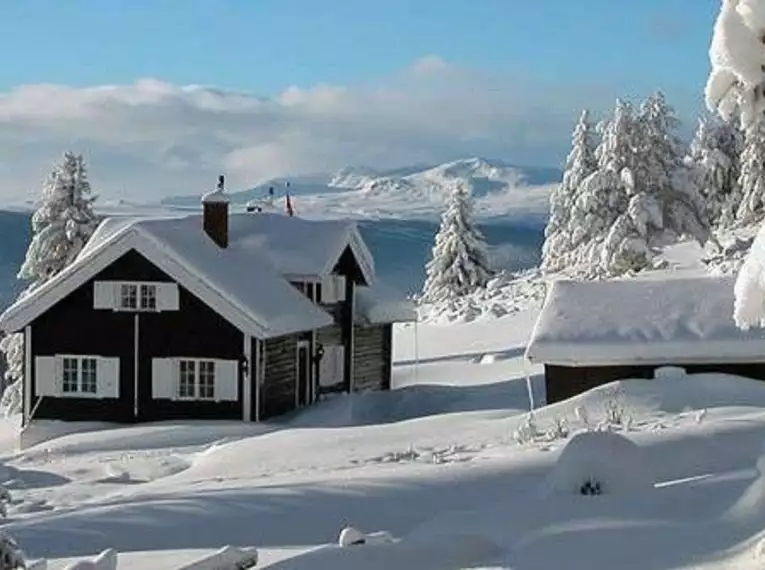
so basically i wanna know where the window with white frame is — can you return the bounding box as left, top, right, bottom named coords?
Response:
left=118, top=283, right=158, bottom=311
left=177, top=359, right=216, bottom=400
left=140, top=284, right=157, bottom=310
left=61, top=357, right=98, bottom=395
left=119, top=284, right=138, bottom=310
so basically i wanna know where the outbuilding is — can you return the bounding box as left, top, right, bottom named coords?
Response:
left=525, top=276, right=765, bottom=404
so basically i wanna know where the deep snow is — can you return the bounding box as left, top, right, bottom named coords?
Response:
left=1, top=265, right=765, bottom=569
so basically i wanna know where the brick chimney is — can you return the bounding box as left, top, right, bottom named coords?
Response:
left=202, top=175, right=229, bottom=248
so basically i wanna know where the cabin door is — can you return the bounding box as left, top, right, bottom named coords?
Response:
left=296, top=341, right=311, bottom=407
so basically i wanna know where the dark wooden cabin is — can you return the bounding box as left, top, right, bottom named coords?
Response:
left=525, top=277, right=765, bottom=404
left=0, top=184, right=415, bottom=426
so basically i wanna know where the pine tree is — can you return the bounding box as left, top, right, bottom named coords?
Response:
left=420, top=182, right=493, bottom=303
left=541, top=109, right=597, bottom=273
left=688, top=115, right=743, bottom=227
left=19, top=152, right=98, bottom=285
left=736, top=122, right=765, bottom=225
left=0, top=531, right=25, bottom=570
left=0, top=153, right=98, bottom=411
left=565, top=99, right=634, bottom=274
left=600, top=92, right=709, bottom=275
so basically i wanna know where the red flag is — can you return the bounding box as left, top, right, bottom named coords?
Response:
left=286, top=193, right=295, bottom=217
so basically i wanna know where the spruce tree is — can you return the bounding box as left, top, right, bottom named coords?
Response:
left=600, top=92, right=709, bottom=275
left=420, top=182, right=493, bottom=303
left=735, top=122, right=765, bottom=225
left=541, top=109, right=596, bottom=273
left=0, top=153, right=98, bottom=412
left=566, top=99, right=633, bottom=273
left=689, top=115, right=743, bottom=227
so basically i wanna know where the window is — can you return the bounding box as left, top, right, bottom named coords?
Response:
left=61, top=357, right=98, bottom=395
left=179, top=360, right=196, bottom=398
left=140, top=284, right=157, bottom=310
left=178, top=359, right=216, bottom=400
left=120, top=284, right=138, bottom=310
left=118, top=282, right=158, bottom=311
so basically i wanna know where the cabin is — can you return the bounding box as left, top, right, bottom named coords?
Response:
left=0, top=182, right=415, bottom=425
left=525, top=276, right=765, bottom=404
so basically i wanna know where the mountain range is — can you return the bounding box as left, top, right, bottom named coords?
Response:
left=161, top=157, right=561, bottom=221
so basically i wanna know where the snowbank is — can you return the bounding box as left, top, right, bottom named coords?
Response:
left=418, top=269, right=546, bottom=324
left=266, top=534, right=500, bottom=570
left=545, top=431, right=654, bottom=496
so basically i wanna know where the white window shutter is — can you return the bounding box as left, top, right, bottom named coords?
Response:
left=157, top=283, right=180, bottom=311
left=152, top=358, right=176, bottom=399
left=321, top=276, right=336, bottom=303
left=96, top=358, right=120, bottom=399
left=214, top=360, right=239, bottom=402
left=334, top=276, right=347, bottom=302
left=35, top=356, right=59, bottom=397
left=319, top=345, right=344, bottom=387
left=93, top=282, right=116, bottom=310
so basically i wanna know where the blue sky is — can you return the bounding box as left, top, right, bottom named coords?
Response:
left=0, top=0, right=718, bottom=98
left=0, top=0, right=725, bottom=201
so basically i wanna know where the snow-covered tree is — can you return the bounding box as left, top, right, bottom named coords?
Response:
left=0, top=531, right=25, bottom=570
left=687, top=115, right=743, bottom=227
left=0, top=153, right=98, bottom=412
left=707, top=0, right=765, bottom=328
left=564, top=100, right=634, bottom=274
left=600, top=92, right=709, bottom=275
left=19, top=152, right=98, bottom=286
left=735, top=121, right=765, bottom=225
left=706, top=0, right=765, bottom=129
left=541, top=109, right=597, bottom=273
left=420, top=182, right=493, bottom=303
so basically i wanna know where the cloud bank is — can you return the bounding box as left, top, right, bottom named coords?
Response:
left=0, top=57, right=616, bottom=203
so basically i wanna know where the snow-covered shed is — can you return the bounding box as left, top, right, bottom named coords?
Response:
left=525, top=276, right=765, bottom=404
left=0, top=189, right=413, bottom=425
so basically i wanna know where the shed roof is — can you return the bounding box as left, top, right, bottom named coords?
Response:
left=525, top=276, right=765, bottom=366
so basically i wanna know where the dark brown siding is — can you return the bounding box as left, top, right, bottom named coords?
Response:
left=261, top=334, right=299, bottom=419
left=31, top=249, right=243, bottom=423
left=545, top=361, right=765, bottom=404
left=353, top=324, right=392, bottom=392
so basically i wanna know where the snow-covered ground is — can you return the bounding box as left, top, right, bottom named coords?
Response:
left=3, top=251, right=765, bottom=569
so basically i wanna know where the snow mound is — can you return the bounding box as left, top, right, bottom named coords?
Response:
left=267, top=534, right=500, bottom=570
left=63, top=549, right=117, bottom=570
left=545, top=431, right=654, bottom=496
left=418, top=269, right=546, bottom=324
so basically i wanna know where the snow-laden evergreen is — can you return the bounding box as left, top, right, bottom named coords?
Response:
left=564, top=100, right=634, bottom=275
left=1, top=153, right=98, bottom=411
left=420, top=182, right=493, bottom=304
left=706, top=0, right=765, bottom=128
left=599, top=93, right=709, bottom=275
left=541, top=110, right=596, bottom=273
left=687, top=115, right=743, bottom=228
left=0, top=532, right=25, bottom=570
left=735, top=122, right=765, bottom=225
left=19, top=152, right=98, bottom=286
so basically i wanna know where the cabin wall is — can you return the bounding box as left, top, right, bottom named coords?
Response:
left=30, top=250, right=244, bottom=423
left=353, top=324, right=392, bottom=392
left=545, top=362, right=765, bottom=404
left=261, top=334, right=299, bottom=419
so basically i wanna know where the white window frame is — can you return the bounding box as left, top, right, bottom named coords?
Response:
left=117, top=281, right=159, bottom=312
left=59, top=355, right=100, bottom=397
left=176, top=359, right=217, bottom=401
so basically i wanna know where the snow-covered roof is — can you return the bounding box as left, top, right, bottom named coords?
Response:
left=1, top=214, right=372, bottom=338
left=355, top=282, right=416, bottom=326
left=227, top=213, right=374, bottom=283
left=202, top=188, right=229, bottom=204
left=525, top=276, right=765, bottom=366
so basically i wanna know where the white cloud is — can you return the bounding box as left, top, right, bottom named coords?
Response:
left=0, top=58, right=616, bottom=203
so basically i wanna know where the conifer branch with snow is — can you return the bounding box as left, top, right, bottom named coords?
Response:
left=420, top=182, right=493, bottom=304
